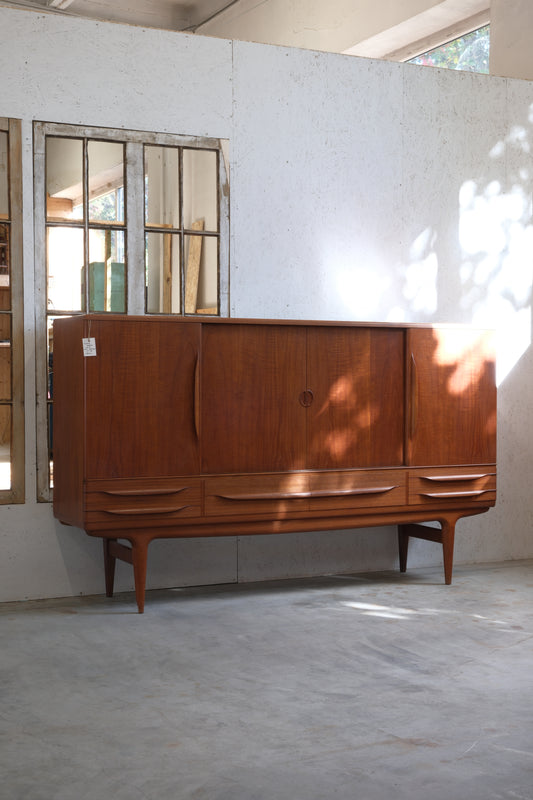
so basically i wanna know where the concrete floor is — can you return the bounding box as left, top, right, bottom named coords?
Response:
left=1, top=561, right=533, bottom=800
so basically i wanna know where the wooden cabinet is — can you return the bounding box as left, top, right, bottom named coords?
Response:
left=53, top=316, right=496, bottom=612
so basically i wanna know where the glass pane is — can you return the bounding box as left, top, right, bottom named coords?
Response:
left=47, top=226, right=84, bottom=312
left=146, top=231, right=181, bottom=314
left=145, top=145, right=180, bottom=228
left=88, top=228, right=126, bottom=312
left=0, top=223, right=10, bottom=310
left=184, top=234, right=218, bottom=315
left=88, top=141, right=125, bottom=224
left=0, top=131, right=8, bottom=219
left=46, top=137, right=83, bottom=221
left=0, top=404, right=11, bottom=490
left=408, top=25, right=490, bottom=74
left=183, top=149, right=218, bottom=232
left=0, top=314, right=11, bottom=401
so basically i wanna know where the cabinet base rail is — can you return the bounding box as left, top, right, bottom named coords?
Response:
left=99, top=508, right=487, bottom=613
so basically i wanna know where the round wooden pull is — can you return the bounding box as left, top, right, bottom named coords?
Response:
left=299, top=389, right=314, bottom=407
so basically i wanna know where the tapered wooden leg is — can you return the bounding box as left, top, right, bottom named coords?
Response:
left=398, top=525, right=409, bottom=573
left=441, top=517, right=456, bottom=586
left=103, top=538, right=117, bottom=597
left=131, top=537, right=149, bottom=614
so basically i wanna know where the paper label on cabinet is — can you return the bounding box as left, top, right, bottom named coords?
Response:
left=82, top=337, right=97, bottom=357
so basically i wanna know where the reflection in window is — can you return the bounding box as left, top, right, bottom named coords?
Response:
left=88, top=228, right=125, bottom=312
left=145, top=144, right=220, bottom=315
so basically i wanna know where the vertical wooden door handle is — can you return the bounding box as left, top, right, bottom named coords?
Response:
left=410, top=353, right=418, bottom=438
left=194, top=355, right=200, bottom=438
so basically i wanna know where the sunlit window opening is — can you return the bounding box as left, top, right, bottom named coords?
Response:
left=408, top=25, right=490, bottom=74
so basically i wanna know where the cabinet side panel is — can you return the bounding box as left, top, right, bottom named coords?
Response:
left=52, top=316, right=86, bottom=527
left=408, top=327, right=496, bottom=466
left=307, top=327, right=405, bottom=469
left=84, top=319, right=201, bottom=478
left=201, top=324, right=308, bottom=473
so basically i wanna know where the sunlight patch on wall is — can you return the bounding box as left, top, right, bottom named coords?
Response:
left=332, top=261, right=391, bottom=319
left=404, top=228, right=438, bottom=315
left=459, top=177, right=533, bottom=386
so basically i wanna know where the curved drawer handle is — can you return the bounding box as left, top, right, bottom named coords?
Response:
left=420, top=490, right=489, bottom=499
left=103, top=488, right=189, bottom=497
left=310, top=486, right=398, bottom=498
left=216, top=491, right=310, bottom=501
left=420, top=474, right=494, bottom=483
left=102, top=505, right=191, bottom=515
left=215, top=486, right=398, bottom=502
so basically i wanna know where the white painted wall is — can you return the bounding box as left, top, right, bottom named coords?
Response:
left=0, top=5, right=532, bottom=603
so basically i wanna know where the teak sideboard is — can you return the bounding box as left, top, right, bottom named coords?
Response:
left=52, top=315, right=497, bottom=612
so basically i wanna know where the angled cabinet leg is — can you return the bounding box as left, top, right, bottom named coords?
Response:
left=398, top=525, right=410, bottom=573
left=101, top=536, right=149, bottom=612
left=397, top=517, right=459, bottom=585
left=103, top=538, right=118, bottom=597
left=130, top=536, right=149, bottom=614
left=440, top=517, right=456, bottom=586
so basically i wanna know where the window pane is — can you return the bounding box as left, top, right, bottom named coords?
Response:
left=184, top=234, right=218, bottom=314
left=47, top=226, right=84, bottom=311
left=145, top=146, right=180, bottom=228
left=183, top=149, right=218, bottom=232
left=0, top=132, right=8, bottom=219
left=0, top=314, right=11, bottom=401
left=408, top=25, right=490, bottom=74
left=88, top=228, right=126, bottom=312
left=88, top=141, right=124, bottom=224
left=46, top=137, right=83, bottom=221
left=0, top=223, right=10, bottom=310
left=0, top=404, right=11, bottom=490
left=146, top=231, right=181, bottom=313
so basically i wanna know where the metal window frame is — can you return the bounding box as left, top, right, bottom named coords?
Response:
left=34, top=121, right=229, bottom=502
left=0, top=117, right=24, bottom=504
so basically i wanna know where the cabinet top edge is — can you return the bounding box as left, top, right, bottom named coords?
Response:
left=53, top=315, right=495, bottom=332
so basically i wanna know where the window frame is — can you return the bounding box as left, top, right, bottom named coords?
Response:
left=34, top=121, right=229, bottom=502
left=0, top=117, right=24, bottom=504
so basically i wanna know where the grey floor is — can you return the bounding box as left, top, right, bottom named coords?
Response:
left=1, top=561, right=533, bottom=800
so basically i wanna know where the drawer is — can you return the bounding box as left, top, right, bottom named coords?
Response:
left=409, top=467, right=496, bottom=506
left=307, top=469, right=407, bottom=511
left=85, top=477, right=202, bottom=523
left=205, top=473, right=309, bottom=516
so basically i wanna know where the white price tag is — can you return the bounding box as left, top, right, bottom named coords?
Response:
left=82, top=337, right=97, bottom=357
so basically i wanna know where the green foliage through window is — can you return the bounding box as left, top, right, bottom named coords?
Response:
left=408, top=25, right=489, bottom=74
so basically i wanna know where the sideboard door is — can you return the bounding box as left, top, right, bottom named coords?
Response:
left=200, top=323, right=307, bottom=473
left=306, top=327, right=405, bottom=470
left=407, top=327, right=496, bottom=466
left=84, top=318, right=201, bottom=478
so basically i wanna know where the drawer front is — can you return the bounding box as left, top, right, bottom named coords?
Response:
left=409, top=467, right=496, bottom=506
left=205, top=473, right=309, bottom=516
left=307, top=469, right=407, bottom=511
left=85, top=477, right=202, bottom=523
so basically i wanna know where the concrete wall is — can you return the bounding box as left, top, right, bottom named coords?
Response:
left=198, top=0, right=488, bottom=56
left=0, top=5, right=532, bottom=602
left=491, top=0, right=533, bottom=80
